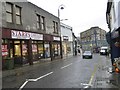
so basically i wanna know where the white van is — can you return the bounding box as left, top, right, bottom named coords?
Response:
left=100, top=47, right=108, bottom=55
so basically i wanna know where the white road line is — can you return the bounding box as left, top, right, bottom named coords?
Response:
left=19, top=72, right=53, bottom=90
left=36, top=72, right=53, bottom=80
left=61, top=63, right=73, bottom=69
left=19, top=80, right=29, bottom=90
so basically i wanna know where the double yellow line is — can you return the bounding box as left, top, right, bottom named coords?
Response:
left=88, top=64, right=98, bottom=85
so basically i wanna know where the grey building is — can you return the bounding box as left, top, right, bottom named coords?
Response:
left=1, top=1, right=62, bottom=69
left=80, top=26, right=108, bottom=53
left=106, top=0, right=120, bottom=65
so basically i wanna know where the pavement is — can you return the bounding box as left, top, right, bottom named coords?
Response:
left=2, top=56, right=71, bottom=78
left=2, top=55, right=120, bottom=89
left=92, top=56, right=120, bottom=89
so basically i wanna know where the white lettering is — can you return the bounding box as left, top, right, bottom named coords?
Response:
left=11, top=30, right=43, bottom=40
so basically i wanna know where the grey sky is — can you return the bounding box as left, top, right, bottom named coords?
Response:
left=28, top=0, right=109, bottom=36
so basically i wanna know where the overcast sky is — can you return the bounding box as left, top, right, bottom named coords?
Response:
left=28, top=0, right=109, bottom=36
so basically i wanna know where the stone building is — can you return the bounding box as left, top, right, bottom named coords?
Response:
left=80, top=26, right=108, bottom=53
left=1, top=1, right=62, bottom=69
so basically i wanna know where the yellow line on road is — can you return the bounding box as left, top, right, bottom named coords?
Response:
left=88, top=64, right=98, bottom=85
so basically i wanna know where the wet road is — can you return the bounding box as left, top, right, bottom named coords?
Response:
left=3, top=54, right=119, bottom=89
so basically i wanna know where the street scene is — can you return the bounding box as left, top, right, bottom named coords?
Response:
left=2, top=54, right=120, bottom=89
left=1, top=0, right=120, bottom=89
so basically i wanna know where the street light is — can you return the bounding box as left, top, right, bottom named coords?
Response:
left=58, top=4, right=65, bottom=18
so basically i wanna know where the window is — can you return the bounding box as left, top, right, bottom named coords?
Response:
left=55, top=22, right=58, bottom=33
left=41, top=16, right=45, bottom=30
left=16, top=6, right=22, bottom=24
left=6, top=2, right=13, bottom=23
left=36, top=14, right=45, bottom=30
left=53, top=21, right=55, bottom=32
left=53, top=21, right=58, bottom=33
left=37, top=14, right=40, bottom=29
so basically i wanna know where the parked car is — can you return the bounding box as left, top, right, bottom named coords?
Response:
left=82, top=51, right=93, bottom=59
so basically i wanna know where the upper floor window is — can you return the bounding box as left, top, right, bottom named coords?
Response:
left=6, top=2, right=13, bottom=23
left=36, top=14, right=45, bottom=30
left=15, top=6, right=22, bottom=24
left=37, top=14, right=40, bottom=29
left=53, top=21, right=58, bottom=34
left=41, top=16, right=45, bottom=30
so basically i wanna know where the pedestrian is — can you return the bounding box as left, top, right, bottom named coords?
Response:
left=78, top=49, right=81, bottom=55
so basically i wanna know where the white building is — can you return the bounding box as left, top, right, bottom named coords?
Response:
left=60, top=23, right=73, bottom=57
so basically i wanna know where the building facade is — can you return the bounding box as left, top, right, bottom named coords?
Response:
left=80, top=26, right=108, bottom=53
left=60, top=23, right=74, bottom=57
left=106, top=0, right=120, bottom=65
left=2, top=1, right=62, bottom=69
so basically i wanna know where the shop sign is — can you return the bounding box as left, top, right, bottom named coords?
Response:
left=2, top=45, right=8, bottom=56
left=11, top=30, right=43, bottom=40
left=31, top=33, right=43, bottom=40
left=53, top=36, right=60, bottom=41
left=63, top=36, right=69, bottom=41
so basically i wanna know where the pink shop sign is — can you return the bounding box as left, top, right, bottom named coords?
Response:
left=11, top=30, right=43, bottom=40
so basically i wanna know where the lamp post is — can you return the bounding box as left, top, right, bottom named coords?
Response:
left=58, top=4, right=65, bottom=18
left=58, top=4, right=65, bottom=59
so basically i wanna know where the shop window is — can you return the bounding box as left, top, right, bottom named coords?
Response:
left=32, top=44, right=38, bottom=60
left=44, top=43, right=50, bottom=58
left=2, top=44, right=9, bottom=58
left=38, top=43, right=44, bottom=58
left=2, top=39, right=9, bottom=58
left=67, top=47, right=71, bottom=53
left=22, top=42, right=28, bottom=64
left=14, top=44, right=21, bottom=56
left=54, top=44, right=58, bottom=56
left=10, top=41, right=13, bottom=58
left=53, top=43, right=60, bottom=57
left=58, top=44, right=60, bottom=55
left=14, top=41, right=23, bottom=65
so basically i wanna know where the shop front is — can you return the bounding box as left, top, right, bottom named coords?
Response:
left=52, top=36, right=61, bottom=59
left=43, top=34, right=62, bottom=60
left=111, top=30, right=120, bottom=62
left=2, top=29, right=43, bottom=69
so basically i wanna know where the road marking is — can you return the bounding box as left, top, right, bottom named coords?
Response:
left=19, top=80, right=29, bottom=90
left=82, top=64, right=98, bottom=89
left=36, top=72, right=53, bottom=80
left=88, top=64, right=98, bottom=85
left=19, top=72, right=53, bottom=90
left=61, top=63, right=73, bottom=69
